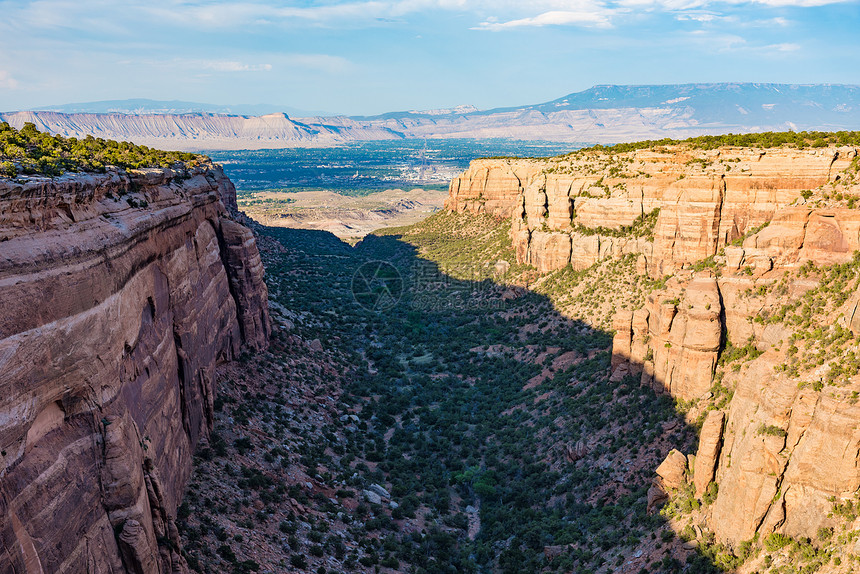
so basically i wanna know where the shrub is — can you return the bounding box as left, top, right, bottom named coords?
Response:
left=764, top=532, right=792, bottom=551
left=0, top=121, right=201, bottom=176
left=702, top=482, right=719, bottom=505
left=757, top=425, right=787, bottom=438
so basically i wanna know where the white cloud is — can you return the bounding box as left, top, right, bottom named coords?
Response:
left=474, top=8, right=615, bottom=30
left=1, top=0, right=849, bottom=38
left=200, top=60, right=273, bottom=72
left=142, top=0, right=482, bottom=28
left=676, top=29, right=804, bottom=55
left=618, top=0, right=850, bottom=8
left=161, top=54, right=351, bottom=75
left=617, top=0, right=708, bottom=9
left=674, top=10, right=724, bottom=21
left=765, top=42, right=800, bottom=51
left=743, top=0, right=852, bottom=6
left=0, top=70, right=19, bottom=89
left=281, top=54, right=352, bottom=73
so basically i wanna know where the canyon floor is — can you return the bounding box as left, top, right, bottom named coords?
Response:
left=180, top=203, right=860, bottom=574
left=177, top=212, right=713, bottom=574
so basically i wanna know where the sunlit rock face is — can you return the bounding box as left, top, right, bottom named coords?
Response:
left=447, top=146, right=857, bottom=278
left=0, top=162, right=269, bottom=573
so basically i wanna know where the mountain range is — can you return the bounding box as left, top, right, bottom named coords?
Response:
left=2, top=83, right=859, bottom=150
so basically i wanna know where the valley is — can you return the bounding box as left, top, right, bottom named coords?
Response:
left=174, top=130, right=860, bottom=574
left=4, top=0, right=859, bottom=570
left=207, top=139, right=575, bottom=240
left=176, top=213, right=701, bottom=573
left=3, top=123, right=860, bottom=574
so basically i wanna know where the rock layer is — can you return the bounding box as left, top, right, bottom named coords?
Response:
left=447, top=146, right=857, bottom=278
left=0, top=163, right=270, bottom=573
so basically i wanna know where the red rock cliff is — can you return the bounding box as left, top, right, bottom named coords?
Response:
left=449, top=143, right=860, bottom=560
left=447, top=147, right=855, bottom=275
left=0, top=163, right=270, bottom=573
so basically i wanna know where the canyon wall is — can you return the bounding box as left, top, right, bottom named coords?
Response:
left=446, top=146, right=855, bottom=276
left=0, top=164, right=270, bottom=573
left=448, top=143, right=860, bottom=552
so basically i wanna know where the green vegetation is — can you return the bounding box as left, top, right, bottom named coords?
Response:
left=730, top=221, right=770, bottom=247
left=718, top=339, right=764, bottom=369
left=571, top=208, right=660, bottom=241
left=236, top=195, right=296, bottom=208
left=532, top=254, right=658, bottom=330
left=757, top=424, right=788, bottom=438
left=0, top=121, right=201, bottom=177
left=378, top=210, right=535, bottom=282
left=577, top=130, right=860, bottom=155
left=763, top=253, right=860, bottom=382
left=179, top=210, right=709, bottom=573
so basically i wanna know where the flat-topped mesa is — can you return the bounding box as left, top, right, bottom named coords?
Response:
left=446, top=146, right=857, bottom=275
left=0, top=162, right=270, bottom=574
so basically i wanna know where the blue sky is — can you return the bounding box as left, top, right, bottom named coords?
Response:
left=0, top=0, right=858, bottom=115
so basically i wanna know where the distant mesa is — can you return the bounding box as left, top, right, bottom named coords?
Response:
left=3, top=83, right=860, bottom=150
left=26, top=98, right=331, bottom=118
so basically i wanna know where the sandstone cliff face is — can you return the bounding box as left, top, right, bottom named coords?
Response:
left=447, top=146, right=856, bottom=277
left=449, top=144, right=860, bottom=557
left=616, top=174, right=860, bottom=549
left=444, top=159, right=539, bottom=219
left=0, top=164, right=270, bottom=573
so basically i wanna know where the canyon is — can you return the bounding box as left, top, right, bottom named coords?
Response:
left=0, top=162, right=270, bottom=573
left=2, top=128, right=860, bottom=573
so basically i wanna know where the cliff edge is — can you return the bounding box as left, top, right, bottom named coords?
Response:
left=0, top=162, right=270, bottom=573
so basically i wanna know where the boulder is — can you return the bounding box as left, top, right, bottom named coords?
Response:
left=368, top=484, right=391, bottom=499
left=565, top=440, right=588, bottom=463
left=362, top=490, right=382, bottom=505
left=647, top=483, right=669, bottom=514
left=656, top=449, right=688, bottom=491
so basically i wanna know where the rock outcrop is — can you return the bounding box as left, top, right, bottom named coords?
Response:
left=0, top=163, right=270, bottom=573
left=693, top=410, right=724, bottom=498
left=616, top=276, right=724, bottom=400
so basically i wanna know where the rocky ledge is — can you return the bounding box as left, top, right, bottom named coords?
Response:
left=0, top=163, right=270, bottom=573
